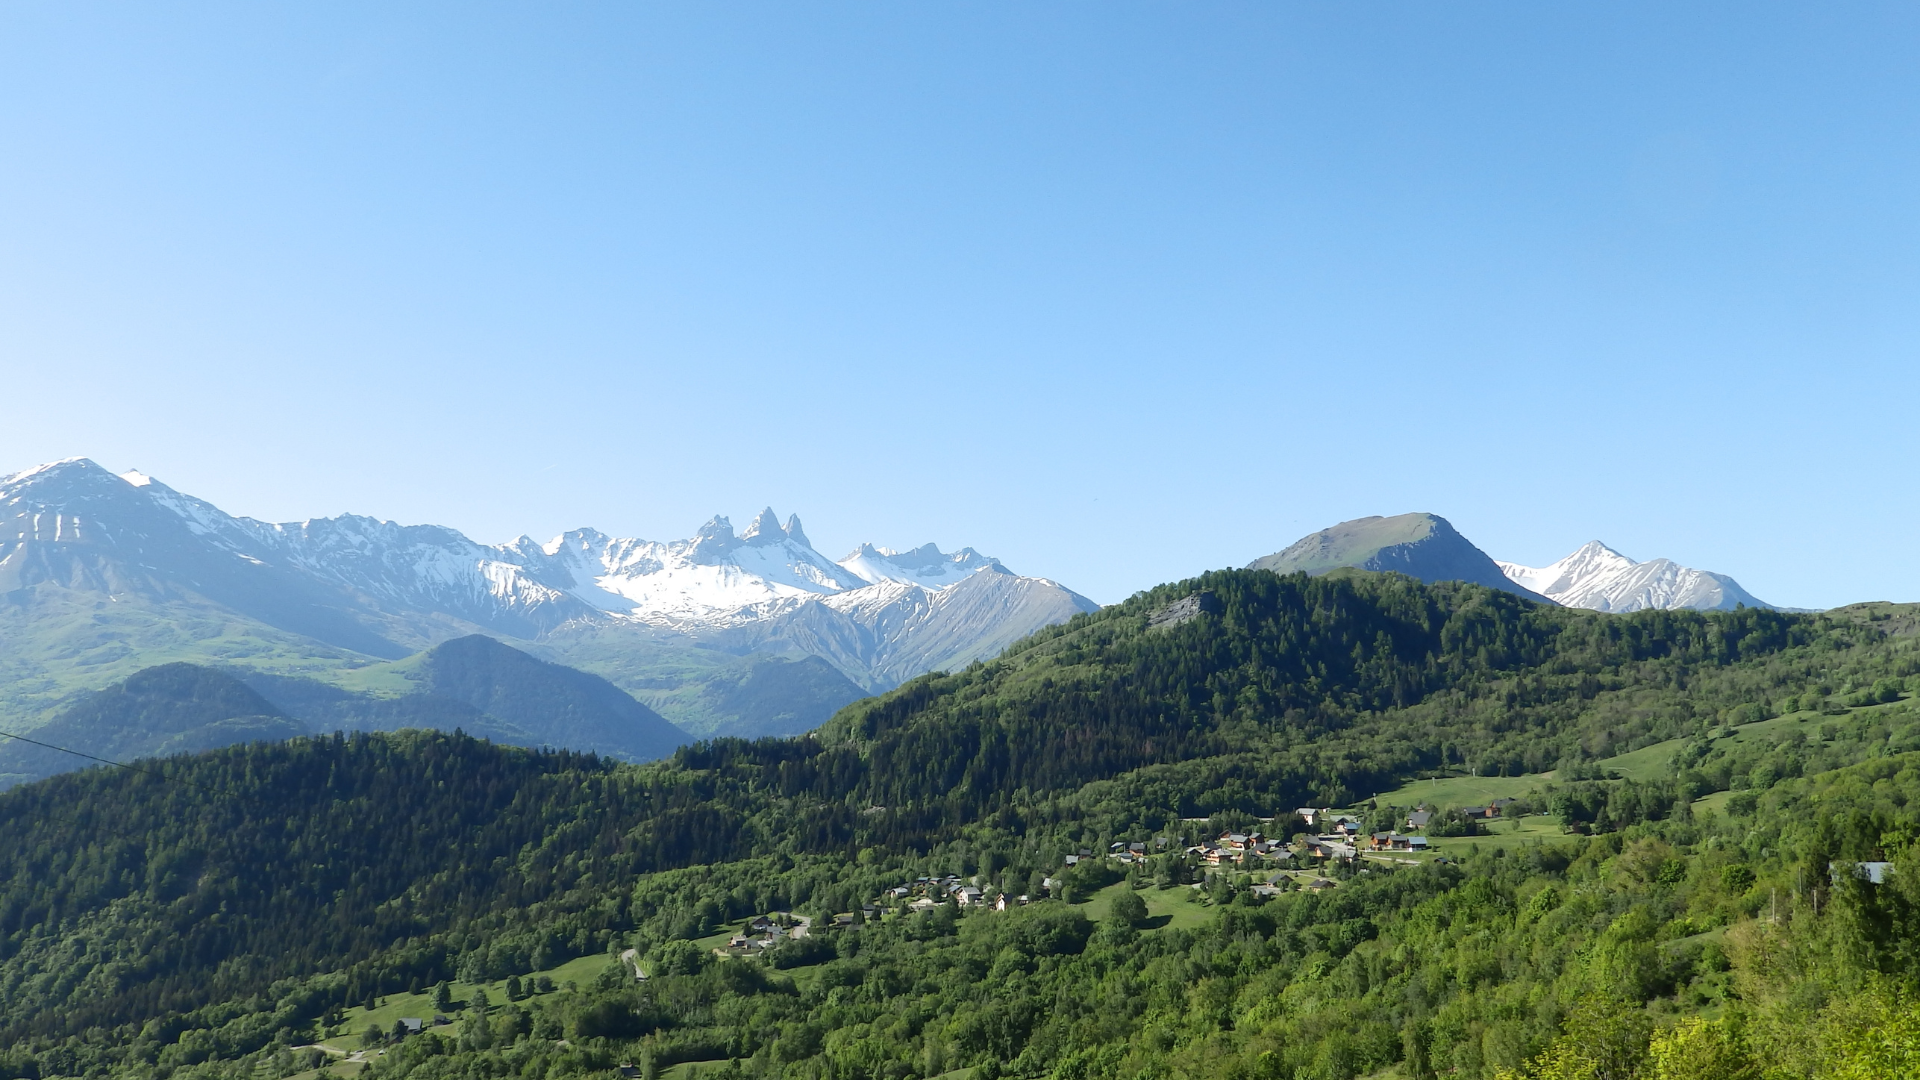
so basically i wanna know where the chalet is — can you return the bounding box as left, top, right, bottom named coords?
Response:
left=1250, top=883, right=1282, bottom=899
left=1110, top=841, right=1128, bottom=853
left=1306, top=877, right=1337, bottom=891
left=1064, top=854, right=1081, bottom=866
left=1406, top=810, right=1432, bottom=831
left=1296, top=807, right=1325, bottom=827
left=1306, top=838, right=1358, bottom=860
left=749, top=915, right=775, bottom=933
left=1128, top=842, right=1147, bottom=854
left=832, top=913, right=856, bottom=927
left=399, top=1018, right=424, bottom=1035
left=909, top=897, right=939, bottom=912
left=956, top=886, right=984, bottom=906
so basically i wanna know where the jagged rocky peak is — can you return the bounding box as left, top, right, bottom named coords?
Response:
left=887, top=543, right=952, bottom=568
left=836, top=540, right=1005, bottom=587
left=717, top=507, right=815, bottom=549
left=688, top=515, right=738, bottom=560
left=741, top=507, right=785, bottom=545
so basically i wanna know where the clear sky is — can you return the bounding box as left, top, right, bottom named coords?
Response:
left=1, top=4, right=1916, bottom=608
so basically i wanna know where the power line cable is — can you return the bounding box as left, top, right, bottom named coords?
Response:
left=0, top=727, right=256, bottom=802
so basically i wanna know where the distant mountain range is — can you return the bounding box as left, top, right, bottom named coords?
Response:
left=1249, top=513, right=1773, bottom=612
left=0, top=458, right=1097, bottom=744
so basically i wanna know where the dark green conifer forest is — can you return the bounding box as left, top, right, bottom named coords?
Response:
left=3, top=569, right=1920, bottom=1079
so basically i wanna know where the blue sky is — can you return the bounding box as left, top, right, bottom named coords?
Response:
left=2, top=4, right=1916, bottom=607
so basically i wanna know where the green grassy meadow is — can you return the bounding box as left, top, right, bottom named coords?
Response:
left=321, top=953, right=614, bottom=1051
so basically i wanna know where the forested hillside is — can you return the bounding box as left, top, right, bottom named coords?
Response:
left=3, top=570, right=1919, bottom=1079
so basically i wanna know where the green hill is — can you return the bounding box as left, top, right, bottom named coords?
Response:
left=0, top=663, right=305, bottom=787
left=3, top=572, right=1920, bottom=1079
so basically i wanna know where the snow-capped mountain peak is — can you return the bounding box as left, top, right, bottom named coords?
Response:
left=1499, top=541, right=1636, bottom=600
left=1499, top=542, right=1771, bottom=613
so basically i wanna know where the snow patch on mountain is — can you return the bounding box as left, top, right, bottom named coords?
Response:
left=1499, top=541, right=1772, bottom=612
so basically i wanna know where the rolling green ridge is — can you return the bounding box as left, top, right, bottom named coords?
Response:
left=3, top=571, right=1920, bottom=1080
left=0, top=635, right=696, bottom=789
left=0, top=664, right=302, bottom=788
left=530, top=628, right=867, bottom=740
left=0, top=583, right=863, bottom=745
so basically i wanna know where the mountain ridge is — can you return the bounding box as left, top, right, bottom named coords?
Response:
left=1498, top=539, right=1774, bottom=612
left=0, top=634, right=694, bottom=788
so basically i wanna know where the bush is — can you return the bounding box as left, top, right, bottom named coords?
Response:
left=769, top=934, right=837, bottom=969
left=1108, top=890, right=1148, bottom=927
left=651, top=939, right=709, bottom=977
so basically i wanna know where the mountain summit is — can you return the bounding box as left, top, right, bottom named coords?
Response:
left=1247, top=513, right=1551, bottom=602
left=1499, top=541, right=1772, bottom=612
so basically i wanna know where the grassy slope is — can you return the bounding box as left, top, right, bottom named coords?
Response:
left=1073, top=879, right=1216, bottom=932
left=1371, top=773, right=1546, bottom=809
left=0, top=585, right=386, bottom=733
left=321, top=953, right=614, bottom=1052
